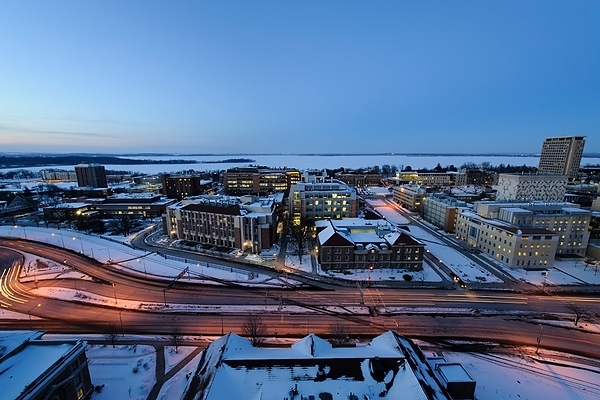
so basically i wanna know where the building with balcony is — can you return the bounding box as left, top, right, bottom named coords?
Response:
left=317, top=218, right=424, bottom=272
left=164, top=194, right=279, bottom=253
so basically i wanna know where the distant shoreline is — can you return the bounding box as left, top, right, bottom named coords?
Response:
left=2, top=152, right=599, bottom=158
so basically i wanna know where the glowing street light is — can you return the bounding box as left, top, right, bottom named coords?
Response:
left=52, top=232, right=65, bottom=248
left=28, top=303, right=41, bottom=329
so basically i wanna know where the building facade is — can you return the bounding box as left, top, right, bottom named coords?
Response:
left=455, top=201, right=592, bottom=268
left=0, top=333, right=93, bottom=400
left=495, top=173, right=567, bottom=202
left=289, top=176, right=358, bottom=222
left=44, top=194, right=175, bottom=221
left=454, top=169, right=497, bottom=186
left=473, top=201, right=591, bottom=257
left=317, top=219, right=424, bottom=271
left=392, top=185, right=427, bottom=211
left=223, top=167, right=301, bottom=196
left=164, top=195, right=278, bottom=253
left=456, top=209, right=559, bottom=269
left=40, top=169, right=78, bottom=182
left=335, top=171, right=382, bottom=186
left=161, top=174, right=212, bottom=200
left=75, top=163, right=107, bottom=188
left=422, top=194, right=467, bottom=233
left=538, top=135, right=586, bottom=180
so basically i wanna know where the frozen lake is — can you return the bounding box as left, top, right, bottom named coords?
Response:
left=2, top=154, right=599, bottom=175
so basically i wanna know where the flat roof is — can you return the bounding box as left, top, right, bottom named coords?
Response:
left=0, top=342, right=77, bottom=400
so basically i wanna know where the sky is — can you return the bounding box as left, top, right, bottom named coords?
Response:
left=0, top=1, right=599, bottom=155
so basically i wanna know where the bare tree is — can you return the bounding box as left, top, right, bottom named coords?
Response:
left=566, top=303, right=591, bottom=326
left=108, top=215, right=142, bottom=236
left=242, top=314, right=266, bottom=346
left=329, top=321, right=350, bottom=347
left=285, top=215, right=314, bottom=264
left=105, top=324, right=118, bottom=348
left=170, top=327, right=183, bottom=354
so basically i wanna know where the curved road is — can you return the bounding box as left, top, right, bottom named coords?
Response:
left=1, top=238, right=600, bottom=359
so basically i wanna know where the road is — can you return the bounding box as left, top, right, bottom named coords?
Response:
left=1, top=237, right=600, bottom=359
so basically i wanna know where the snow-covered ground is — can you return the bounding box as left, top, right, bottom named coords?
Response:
left=157, top=351, right=203, bottom=400
left=86, top=344, right=156, bottom=400
left=443, top=349, right=600, bottom=400
left=1, top=226, right=296, bottom=288
left=164, top=346, right=196, bottom=374
left=48, top=335, right=600, bottom=400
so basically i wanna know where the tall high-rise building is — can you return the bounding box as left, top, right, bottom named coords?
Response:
left=538, top=136, right=586, bottom=180
left=75, top=163, right=107, bottom=188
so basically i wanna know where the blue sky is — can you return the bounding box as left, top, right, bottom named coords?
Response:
left=0, top=1, right=598, bottom=155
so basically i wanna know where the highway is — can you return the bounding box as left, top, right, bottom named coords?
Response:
left=1, top=237, right=600, bottom=359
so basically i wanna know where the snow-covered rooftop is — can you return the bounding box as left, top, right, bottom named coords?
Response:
left=185, top=331, right=449, bottom=400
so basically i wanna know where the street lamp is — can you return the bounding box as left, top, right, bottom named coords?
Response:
left=52, top=232, right=65, bottom=248
left=112, top=283, right=118, bottom=304
left=28, top=303, right=41, bottom=329
left=119, top=311, right=124, bottom=337
left=73, top=237, right=85, bottom=254
left=138, top=258, right=147, bottom=277
left=536, top=324, right=544, bottom=354
left=100, top=248, right=112, bottom=263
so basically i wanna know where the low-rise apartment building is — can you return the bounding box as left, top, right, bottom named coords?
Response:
left=317, top=218, right=424, bottom=271
left=392, top=185, right=427, bottom=211
left=164, top=195, right=279, bottom=253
